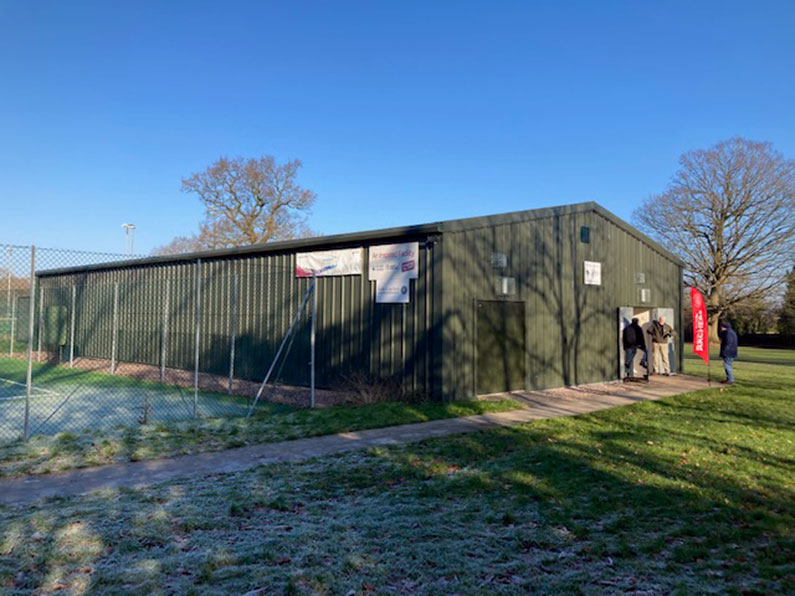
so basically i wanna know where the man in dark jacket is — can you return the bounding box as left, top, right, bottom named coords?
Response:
left=622, top=318, right=647, bottom=377
left=719, top=321, right=738, bottom=384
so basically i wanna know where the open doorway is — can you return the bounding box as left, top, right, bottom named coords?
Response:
left=618, top=306, right=677, bottom=379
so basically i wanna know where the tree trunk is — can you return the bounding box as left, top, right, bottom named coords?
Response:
left=708, top=313, right=720, bottom=344
left=708, top=287, right=721, bottom=343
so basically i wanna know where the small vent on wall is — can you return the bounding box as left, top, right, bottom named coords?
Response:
left=640, top=288, right=651, bottom=303
left=496, top=276, right=516, bottom=296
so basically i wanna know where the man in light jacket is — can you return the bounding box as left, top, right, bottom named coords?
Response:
left=647, top=316, right=674, bottom=376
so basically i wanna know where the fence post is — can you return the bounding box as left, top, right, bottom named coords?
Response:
left=228, top=272, right=237, bottom=395
left=24, top=246, right=36, bottom=441
left=310, top=272, right=317, bottom=409
left=111, top=282, right=119, bottom=373
left=9, top=295, right=16, bottom=358
left=193, top=259, right=201, bottom=418
left=69, top=285, right=76, bottom=367
left=160, top=278, right=169, bottom=383
left=5, top=246, right=11, bottom=357
left=36, top=284, right=44, bottom=362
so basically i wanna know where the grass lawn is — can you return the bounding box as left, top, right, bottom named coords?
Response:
left=0, top=357, right=520, bottom=478
left=0, top=346, right=792, bottom=595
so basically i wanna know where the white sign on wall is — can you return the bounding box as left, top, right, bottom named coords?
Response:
left=296, top=248, right=363, bottom=277
left=584, top=261, right=602, bottom=286
left=374, top=280, right=411, bottom=303
left=369, top=242, right=419, bottom=303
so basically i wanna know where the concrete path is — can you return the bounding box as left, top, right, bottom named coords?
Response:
left=0, top=374, right=709, bottom=506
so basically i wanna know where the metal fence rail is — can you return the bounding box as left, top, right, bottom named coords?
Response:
left=0, top=244, right=317, bottom=444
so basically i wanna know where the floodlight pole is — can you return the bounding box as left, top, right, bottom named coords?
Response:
left=310, top=271, right=317, bottom=408
left=122, top=223, right=136, bottom=257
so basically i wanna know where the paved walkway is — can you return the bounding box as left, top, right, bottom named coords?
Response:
left=0, top=374, right=709, bottom=506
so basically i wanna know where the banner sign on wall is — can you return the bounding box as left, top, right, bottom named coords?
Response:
left=368, top=242, right=419, bottom=303
left=296, top=248, right=363, bottom=277
left=690, top=287, right=709, bottom=364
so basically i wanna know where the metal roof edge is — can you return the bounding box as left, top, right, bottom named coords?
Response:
left=37, top=222, right=442, bottom=277
left=37, top=200, right=684, bottom=277
left=436, top=201, right=598, bottom=232
left=435, top=201, right=684, bottom=267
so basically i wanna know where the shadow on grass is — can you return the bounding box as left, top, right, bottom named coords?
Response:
left=2, top=370, right=793, bottom=594
left=733, top=358, right=795, bottom=366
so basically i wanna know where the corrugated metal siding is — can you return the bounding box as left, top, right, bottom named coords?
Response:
left=441, top=209, right=682, bottom=399
left=38, top=240, right=442, bottom=398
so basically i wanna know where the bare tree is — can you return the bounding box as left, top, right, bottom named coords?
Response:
left=180, top=156, right=316, bottom=248
left=633, top=138, right=795, bottom=339
left=151, top=233, right=210, bottom=256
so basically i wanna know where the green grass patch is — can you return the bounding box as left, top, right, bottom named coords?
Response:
left=0, top=345, right=791, bottom=594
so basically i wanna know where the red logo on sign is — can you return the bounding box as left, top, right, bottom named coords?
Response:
left=401, top=260, right=415, bottom=273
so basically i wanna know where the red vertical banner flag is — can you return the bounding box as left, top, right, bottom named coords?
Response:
left=690, top=288, right=709, bottom=363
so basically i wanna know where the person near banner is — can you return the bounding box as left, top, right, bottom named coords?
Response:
left=647, top=316, right=674, bottom=375
left=719, top=321, right=738, bottom=384
left=622, top=317, right=647, bottom=377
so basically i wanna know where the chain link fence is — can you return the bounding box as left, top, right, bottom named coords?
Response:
left=0, top=244, right=319, bottom=444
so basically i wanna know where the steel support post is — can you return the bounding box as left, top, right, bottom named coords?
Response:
left=193, top=259, right=201, bottom=418
left=23, top=246, right=36, bottom=440
left=228, top=272, right=237, bottom=395
left=69, top=285, right=76, bottom=367
left=9, top=296, right=16, bottom=357
left=310, top=272, right=317, bottom=408
left=160, top=279, right=170, bottom=383
left=36, top=285, right=44, bottom=362
left=111, top=282, right=119, bottom=373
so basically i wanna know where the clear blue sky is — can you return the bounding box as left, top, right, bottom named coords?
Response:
left=1, top=0, right=793, bottom=255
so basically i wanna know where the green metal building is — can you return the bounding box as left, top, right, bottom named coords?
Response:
left=38, top=202, right=684, bottom=401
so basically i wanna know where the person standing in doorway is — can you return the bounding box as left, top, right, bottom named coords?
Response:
left=647, top=316, right=674, bottom=376
left=622, top=317, right=647, bottom=377
left=719, top=321, right=738, bottom=384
